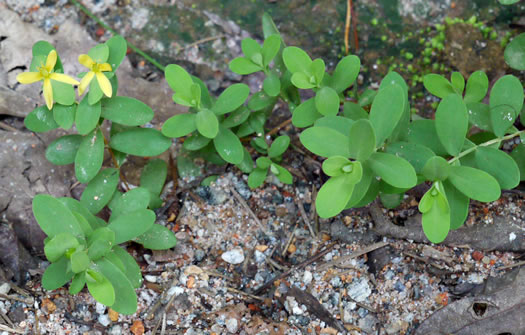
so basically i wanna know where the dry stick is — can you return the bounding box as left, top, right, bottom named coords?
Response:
left=344, top=0, right=352, bottom=55
left=230, top=187, right=265, bottom=230
left=496, top=260, right=525, bottom=271
left=226, top=287, right=264, bottom=301
left=176, top=34, right=225, bottom=53
left=100, top=130, right=130, bottom=191
left=297, top=199, right=316, bottom=238
left=267, top=118, right=292, bottom=137
left=0, top=310, right=13, bottom=328
left=282, top=224, right=298, bottom=257
left=0, top=324, right=24, bottom=334
left=160, top=312, right=167, bottom=335
left=0, top=121, right=18, bottom=132
left=403, top=251, right=445, bottom=270
left=338, top=288, right=344, bottom=324
left=253, top=242, right=337, bottom=295
left=0, top=293, right=33, bottom=305
left=316, top=241, right=389, bottom=272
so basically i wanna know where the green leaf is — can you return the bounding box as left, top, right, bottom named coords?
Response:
left=283, top=46, right=312, bottom=73
left=212, top=84, right=250, bottom=115
left=263, top=72, right=281, bottom=97
left=110, top=187, right=150, bottom=221
left=262, top=13, right=281, bottom=38
left=467, top=102, right=491, bottom=131
left=46, top=135, right=83, bottom=165
left=385, top=141, right=435, bottom=174
left=85, top=269, right=115, bottom=307
left=504, top=32, right=525, bottom=70
left=448, top=166, right=501, bottom=202
left=105, top=35, right=127, bottom=71
left=164, top=64, right=193, bottom=100
left=95, top=258, right=137, bottom=314
left=300, top=127, right=350, bottom=158
left=510, top=144, right=525, bottom=181
left=422, top=156, right=450, bottom=181
left=292, top=98, right=322, bottom=127
left=273, top=164, right=293, bottom=184
left=88, top=44, right=109, bottom=63
left=25, top=105, right=58, bottom=132
left=241, top=38, right=262, bottom=59
left=450, top=72, right=465, bottom=95
left=42, top=257, right=74, bottom=290
left=358, top=89, right=377, bottom=107
left=262, top=34, right=281, bottom=66
left=229, top=57, right=262, bottom=75
left=32, top=41, right=63, bottom=71
left=369, top=84, right=405, bottom=145
left=80, top=168, right=119, bottom=214
left=368, top=152, right=417, bottom=189
left=177, top=155, right=200, bottom=178
left=256, top=157, right=272, bottom=169
left=136, top=224, right=177, bottom=250
left=140, top=159, right=167, bottom=198
left=316, top=174, right=358, bottom=218
left=248, top=167, right=268, bottom=189
left=407, top=120, right=448, bottom=156
left=87, top=76, right=104, bottom=105
left=69, top=272, right=86, bottom=295
left=423, top=74, right=457, bottom=98
left=101, top=97, right=153, bottom=126
left=75, top=129, right=104, bottom=184
left=76, top=96, right=101, bottom=135
left=311, top=58, right=325, bottom=84
left=222, top=106, right=251, bottom=128
left=322, top=156, right=351, bottom=177
left=108, top=209, right=155, bottom=244
left=161, top=113, right=197, bottom=138
left=183, top=133, right=211, bottom=151
left=435, top=94, right=468, bottom=156
left=348, top=119, right=376, bottom=161
left=314, top=116, right=354, bottom=135
left=110, top=128, right=171, bottom=157
left=380, top=193, right=403, bottom=209
left=111, top=246, right=143, bottom=288
left=315, top=86, right=340, bottom=116
left=343, top=102, right=368, bottom=120
left=236, top=147, right=254, bottom=173
left=464, top=71, right=489, bottom=103
left=420, top=183, right=450, bottom=244
left=268, top=135, right=290, bottom=158
left=475, top=146, right=520, bottom=189
left=70, top=250, right=90, bottom=273
left=44, top=233, right=80, bottom=262
left=489, top=75, right=524, bottom=137
left=213, top=126, right=244, bottom=164
left=59, top=198, right=105, bottom=230
left=53, top=104, right=76, bottom=129
left=331, top=55, right=360, bottom=93
left=499, top=0, right=520, bottom=4
left=51, top=80, right=75, bottom=106
left=195, top=109, right=219, bottom=138
left=33, top=194, right=84, bottom=238
left=248, top=91, right=277, bottom=111
left=345, top=162, right=373, bottom=208
left=443, top=180, right=469, bottom=230
left=291, top=72, right=316, bottom=89
left=87, top=228, right=115, bottom=261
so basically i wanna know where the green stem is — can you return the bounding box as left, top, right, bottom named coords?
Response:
left=69, top=0, right=165, bottom=72
left=448, top=130, right=525, bottom=164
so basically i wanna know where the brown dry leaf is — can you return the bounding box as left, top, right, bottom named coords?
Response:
left=41, top=298, right=56, bottom=314
left=130, top=320, right=145, bottom=335
left=108, top=309, right=119, bottom=322
left=256, top=245, right=268, bottom=252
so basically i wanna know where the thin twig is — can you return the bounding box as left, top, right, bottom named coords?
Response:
left=0, top=121, right=18, bottom=132
left=253, top=242, right=337, bottom=295
left=344, top=0, right=352, bottom=55
left=316, top=241, right=389, bottom=272
left=176, top=35, right=225, bottom=53
left=0, top=324, right=24, bottom=334
left=0, top=309, right=13, bottom=327
left=338, top=288, right=344, bottom=323
left=282, top=224, right=297, bottom=257
left=496, top=260, right=525, bottom=271
left=266, top=257, right=289, bottom=272
left=0, top=293, right=33, bottom=305
left=297, top=199, right=315, bottom=238
left=230, top=187, right=265, bottom=230
left=267, top=119, right=292, bottom=137
left=204, top=269, right=235, bottom=282
left=160, top=312, right=167, bottom=335
left=226, top=287, right=264, bottom=301
left=100, top=130, right=130, bottom=191
left=403, top=251, right=445, bottom=270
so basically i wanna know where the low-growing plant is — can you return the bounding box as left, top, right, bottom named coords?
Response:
left=18, top=37, right=176, bottom=314
left=18, top=10, right=525, bottom=314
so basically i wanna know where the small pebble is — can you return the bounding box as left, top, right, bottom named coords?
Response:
left=0, top=283, right=10, bottom=295
left=98, top=314, right=110, bottom=327
left=221, top=248, right=245, bottom=264
left=95, top=302, right=106, bottom=315
left=472, top=251, right=484, bottom=262
left=394, top=281, right=406, bottom=292
left=481, top=256, right=491, bottom=265
left=225, top=318, right=239, bottom=333
left=144, top=275, right=157, bottom=283
left=303, top=270, right=313, bottom=285
left=254, top=250, right=266, bottom=263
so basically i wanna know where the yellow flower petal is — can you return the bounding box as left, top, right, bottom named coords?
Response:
left=16, top=71, right=43, bottom=84
left=99, top=63, right=112, bottom=72
left=43, top=78, right=53, bottom=110
left=96, top=72, right=112, bottom=98
left=50, top=73, right=80, bottom=86
left=45, top=50, right=57, bottom=71
left=78, top=54, right=95, bottom=69
left=78, top=71, right=95, bottom=96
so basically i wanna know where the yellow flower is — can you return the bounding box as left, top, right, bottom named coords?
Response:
left=16, top=50, right=80, bottom=110
left=78, top=54, right=113, bottom=98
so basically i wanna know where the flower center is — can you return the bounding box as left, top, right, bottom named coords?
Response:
left=92, top=63, right=100, bottom=73
left=38, top=66, right=51, bottom=78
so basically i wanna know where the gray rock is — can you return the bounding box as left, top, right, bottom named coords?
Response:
left=221, top=248, right=244, bottom=264
left=225, top=318, right=239, bottom=333
left=302, top=270, right=313, bottom=286
left=98, top=314, right=110, bottom=327
left=347, top=278, right=371, bottom=302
